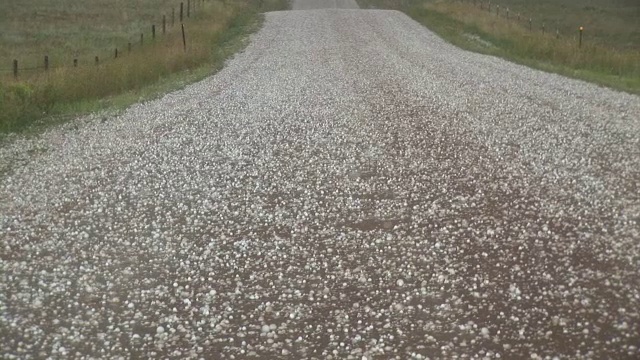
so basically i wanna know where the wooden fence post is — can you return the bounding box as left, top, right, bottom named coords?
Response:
left=74, top=59, right=78, bottom=67
left=128, top=42, right=132, bottom=53
left=180, top=3, right=184, bottom=22
left=529, top=18, right=532, bottom=31
left=141, top=33, right=144, bottom=46
left=44, top=55, right=49, bottom=71
left=95, top=56, right=99, bottom=66
left=152, top=25, right=156, bottom=40
left=13, top=60, right=18, bottom=78
left=115, top=48, right=118, bottom=58
left=579, top=27, right=583, bottom=48
left=182, top=24, right=187, bottom=52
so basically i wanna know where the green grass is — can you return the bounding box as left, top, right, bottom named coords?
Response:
left=0, top=0, right=290, bottom=134
left=357, top=0, right=640, bottom=94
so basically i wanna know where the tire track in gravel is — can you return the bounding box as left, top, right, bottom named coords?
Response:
left=325, top=10, right=639, bottom=358
left=1, top=2, right=639, bottom=359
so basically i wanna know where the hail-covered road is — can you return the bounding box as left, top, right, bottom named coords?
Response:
left=2, top=0, right=639, bottom=358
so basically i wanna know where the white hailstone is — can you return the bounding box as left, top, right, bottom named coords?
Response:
left=396, top=279, right=404, bottom=287
left=128, top=303, right=134, bottom=309
left=480, top=327, right=490, bottom=338
left=617, top=322, right=629, bottom=330
left=509, top=284, right=521, bottom=298
left=156, top=326, right=165, bottom=335
left=261, top=325, right=271, bottom=333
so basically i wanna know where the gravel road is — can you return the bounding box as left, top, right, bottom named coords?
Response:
left=2, top=0, right=640, bottom=359
left=292, top=0, right=359, bottom=10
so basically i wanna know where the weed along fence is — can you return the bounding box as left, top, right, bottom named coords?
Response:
left=464, top=0, right=588, bottom=48
left=0, top=0, right=210, bottom=79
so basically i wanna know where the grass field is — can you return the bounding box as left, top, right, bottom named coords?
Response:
left=473, top=0, right=640, bottom=50
left=357, top=0, right=640, bottom=94
left=0, top=0, right=289, bottom=133
left=1, top=0, right=187, bottom=71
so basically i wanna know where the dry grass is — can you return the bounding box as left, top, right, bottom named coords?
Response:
left=0, top=0, right=204, bottom=70
left=357, top=0, right=640, bottom=94
left=470, top=0, right=640, bottom=50
left=427, top=1, right=640, bottom=76
left=0, top=0, right=289, bottom=133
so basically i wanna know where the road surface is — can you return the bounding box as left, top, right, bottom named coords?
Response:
left=1, top=0, right=639, bottom=358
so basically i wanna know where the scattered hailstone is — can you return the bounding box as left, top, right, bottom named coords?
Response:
left=509, top=284, right=521, bottom=298
left=0, top=7, right=637, bottom=360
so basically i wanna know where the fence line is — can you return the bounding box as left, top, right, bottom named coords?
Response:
left=465, top=0, right=588, bottom=48
left=3, top=0, right=213, bottom=79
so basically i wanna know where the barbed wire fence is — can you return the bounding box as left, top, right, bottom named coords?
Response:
left=0, top=0, right=215, bottom=79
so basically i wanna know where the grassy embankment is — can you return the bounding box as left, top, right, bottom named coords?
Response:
left=357, top=0, right=640, bottom=94
left=0, top=0, right=289, bottom=134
